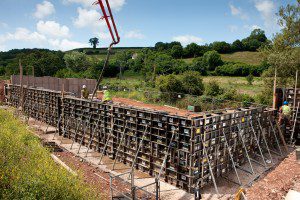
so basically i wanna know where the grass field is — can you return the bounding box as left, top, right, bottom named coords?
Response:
left=181, top=51, right=264, bottom=65
left=103, top=73, right=264, bottom=96
left=221, top=51, right=263, bottom=65
left=0, top=109, right=98, bottom=199
left=202, top=76, right=263, bottom=95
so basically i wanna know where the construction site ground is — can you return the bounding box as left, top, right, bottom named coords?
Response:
left=11, top=109, right=297, bottom=200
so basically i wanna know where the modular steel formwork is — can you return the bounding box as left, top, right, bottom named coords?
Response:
left=6, top=84, right=285, bottom=193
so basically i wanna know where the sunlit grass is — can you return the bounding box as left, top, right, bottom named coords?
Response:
left=0, top=109, right=98, bottom=200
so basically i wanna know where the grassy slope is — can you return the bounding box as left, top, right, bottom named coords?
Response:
left=220, top=51, right=263, bottom=65
left=181, top=51, right=264, bottom=66
left=202, top=76, right=263, bottom=95
left=0, top=109, right=98, bottom=200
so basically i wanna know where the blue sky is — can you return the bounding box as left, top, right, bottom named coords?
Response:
left=0, top=0, right=296, bottom=51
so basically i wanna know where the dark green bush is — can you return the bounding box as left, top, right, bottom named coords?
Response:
left=156, top=74, right=185, bottom=102
left=180, top=71, right=205, bottom=96
left=205, top=81, right=224, bottom=96
left=246, top=74, right=254, bottom=85
left=215, top=62, right=261, bottom=76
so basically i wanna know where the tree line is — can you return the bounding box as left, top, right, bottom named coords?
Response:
left=154, top=29, right=268, bottom=58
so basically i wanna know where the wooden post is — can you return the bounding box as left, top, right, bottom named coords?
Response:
left=19, top=59, right=24, bottom=110
left=273, top=68, right=277, bottom=109
left=293, top=70, right=298, bottom=111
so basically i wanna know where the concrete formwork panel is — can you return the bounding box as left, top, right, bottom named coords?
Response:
left=6, top=84, right=282, bottom=194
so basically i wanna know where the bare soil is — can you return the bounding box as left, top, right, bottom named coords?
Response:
left=246, top=151, right=300, bottom=200
left=109, top=96, right=200, bottom=118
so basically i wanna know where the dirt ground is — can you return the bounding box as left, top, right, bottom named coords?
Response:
left=98, top=93, right=201, bottom=118
left=246, top=151, right=300, bottom=200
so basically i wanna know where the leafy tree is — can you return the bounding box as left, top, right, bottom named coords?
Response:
left=191, top=57, right=207, bottom=75
left=231, top=40, right=244, bottom=51
left=153, top=53, right=174, bottom=75
left=202, top=50, right=223, bottom=71
left=171, top=45, right=184, bottom=58
left=115, top=51, right=132, bottom=78
left=155, top=42, right=167, bottom=51
left=63, top=52, right=91, bottom=72
left=263, top=0, right=300, bottom=86
left=16, top=50, right=65, bottom=77
left=89, top=37, right=99, bottom=49
left=210, top=41, right=232, bottom=53
left=185, top=43, right=200, bottom=58
left=249, top=29, right=268, bottom=43
left=180, top=71, right=204, bottom=95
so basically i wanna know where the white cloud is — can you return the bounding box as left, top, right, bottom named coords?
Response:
left=0, top=28, right=46, bottom=44
left=34, top=1, right=55, bottom=19
left=172, top=35, right=204, bottom=46
left=244, top=24, right=262, bottom=31
left=229, top=4, right=249, bottom=20
left=124, top=30, right=145, bottom=39
left=64, top=0, right=125, bottom=11
left=74, top=7, right=105, bottom=29
left=37, top=21, right=70, bottom=38
left=49, top=39, right=86, bottom=51
left=254, top=0, right=276, bottom=28
left=98, top=32, right=111, bottom=40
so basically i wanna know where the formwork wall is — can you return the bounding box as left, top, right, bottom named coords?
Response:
left=0, top=81, right=5, bottom=102
left=11, top=75, right=96, bottom=98
left=6, top=84, right=279, bottom=193
left=284, top=88, right=300, bottom=142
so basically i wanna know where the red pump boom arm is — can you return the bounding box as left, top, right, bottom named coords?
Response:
left=94, top=0, right=120, bottom=46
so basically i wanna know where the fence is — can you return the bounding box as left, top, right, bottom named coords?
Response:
left=11, top=75, right=96, bottom=98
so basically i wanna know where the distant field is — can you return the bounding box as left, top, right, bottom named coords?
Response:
left=221, top=51, right=263, bottom=65
left=182, top=51, right=264, bottom=66
left=202, top=76, right=263, bottom=95
left=103, top=74, right=263, bottom=96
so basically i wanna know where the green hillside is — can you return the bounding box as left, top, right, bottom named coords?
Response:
left=182, top=51, right=264, bottom=66
left=221, top=51, right=264, bottom=65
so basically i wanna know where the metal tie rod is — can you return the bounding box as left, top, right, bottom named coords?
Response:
left=200, top=133, right=220, bottom=196
left=221, top=130, right=242, bottom=185
left=249, top=121, right=267, bottom=168
left=257, top=119, right=273, bottom=163
left=157, top=129, right=176, bottom=180
left=237, top=124, right=255, bottom=174
left=268, top=117, right=283, bottom=156
left=129, top=125, right=149, bottom=179
left=70, top=118, right=83, bottom=149
left=291, top=102, right=300, bottom=144
left=98, top=118, right=116, bottom=164
left=85, top=118, right=101, bottom=157
left=77, top=114, right=93, bottom=154
left=52, top=114, right=62, bottom=140
left=112, top=121, right=129, bottom=170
